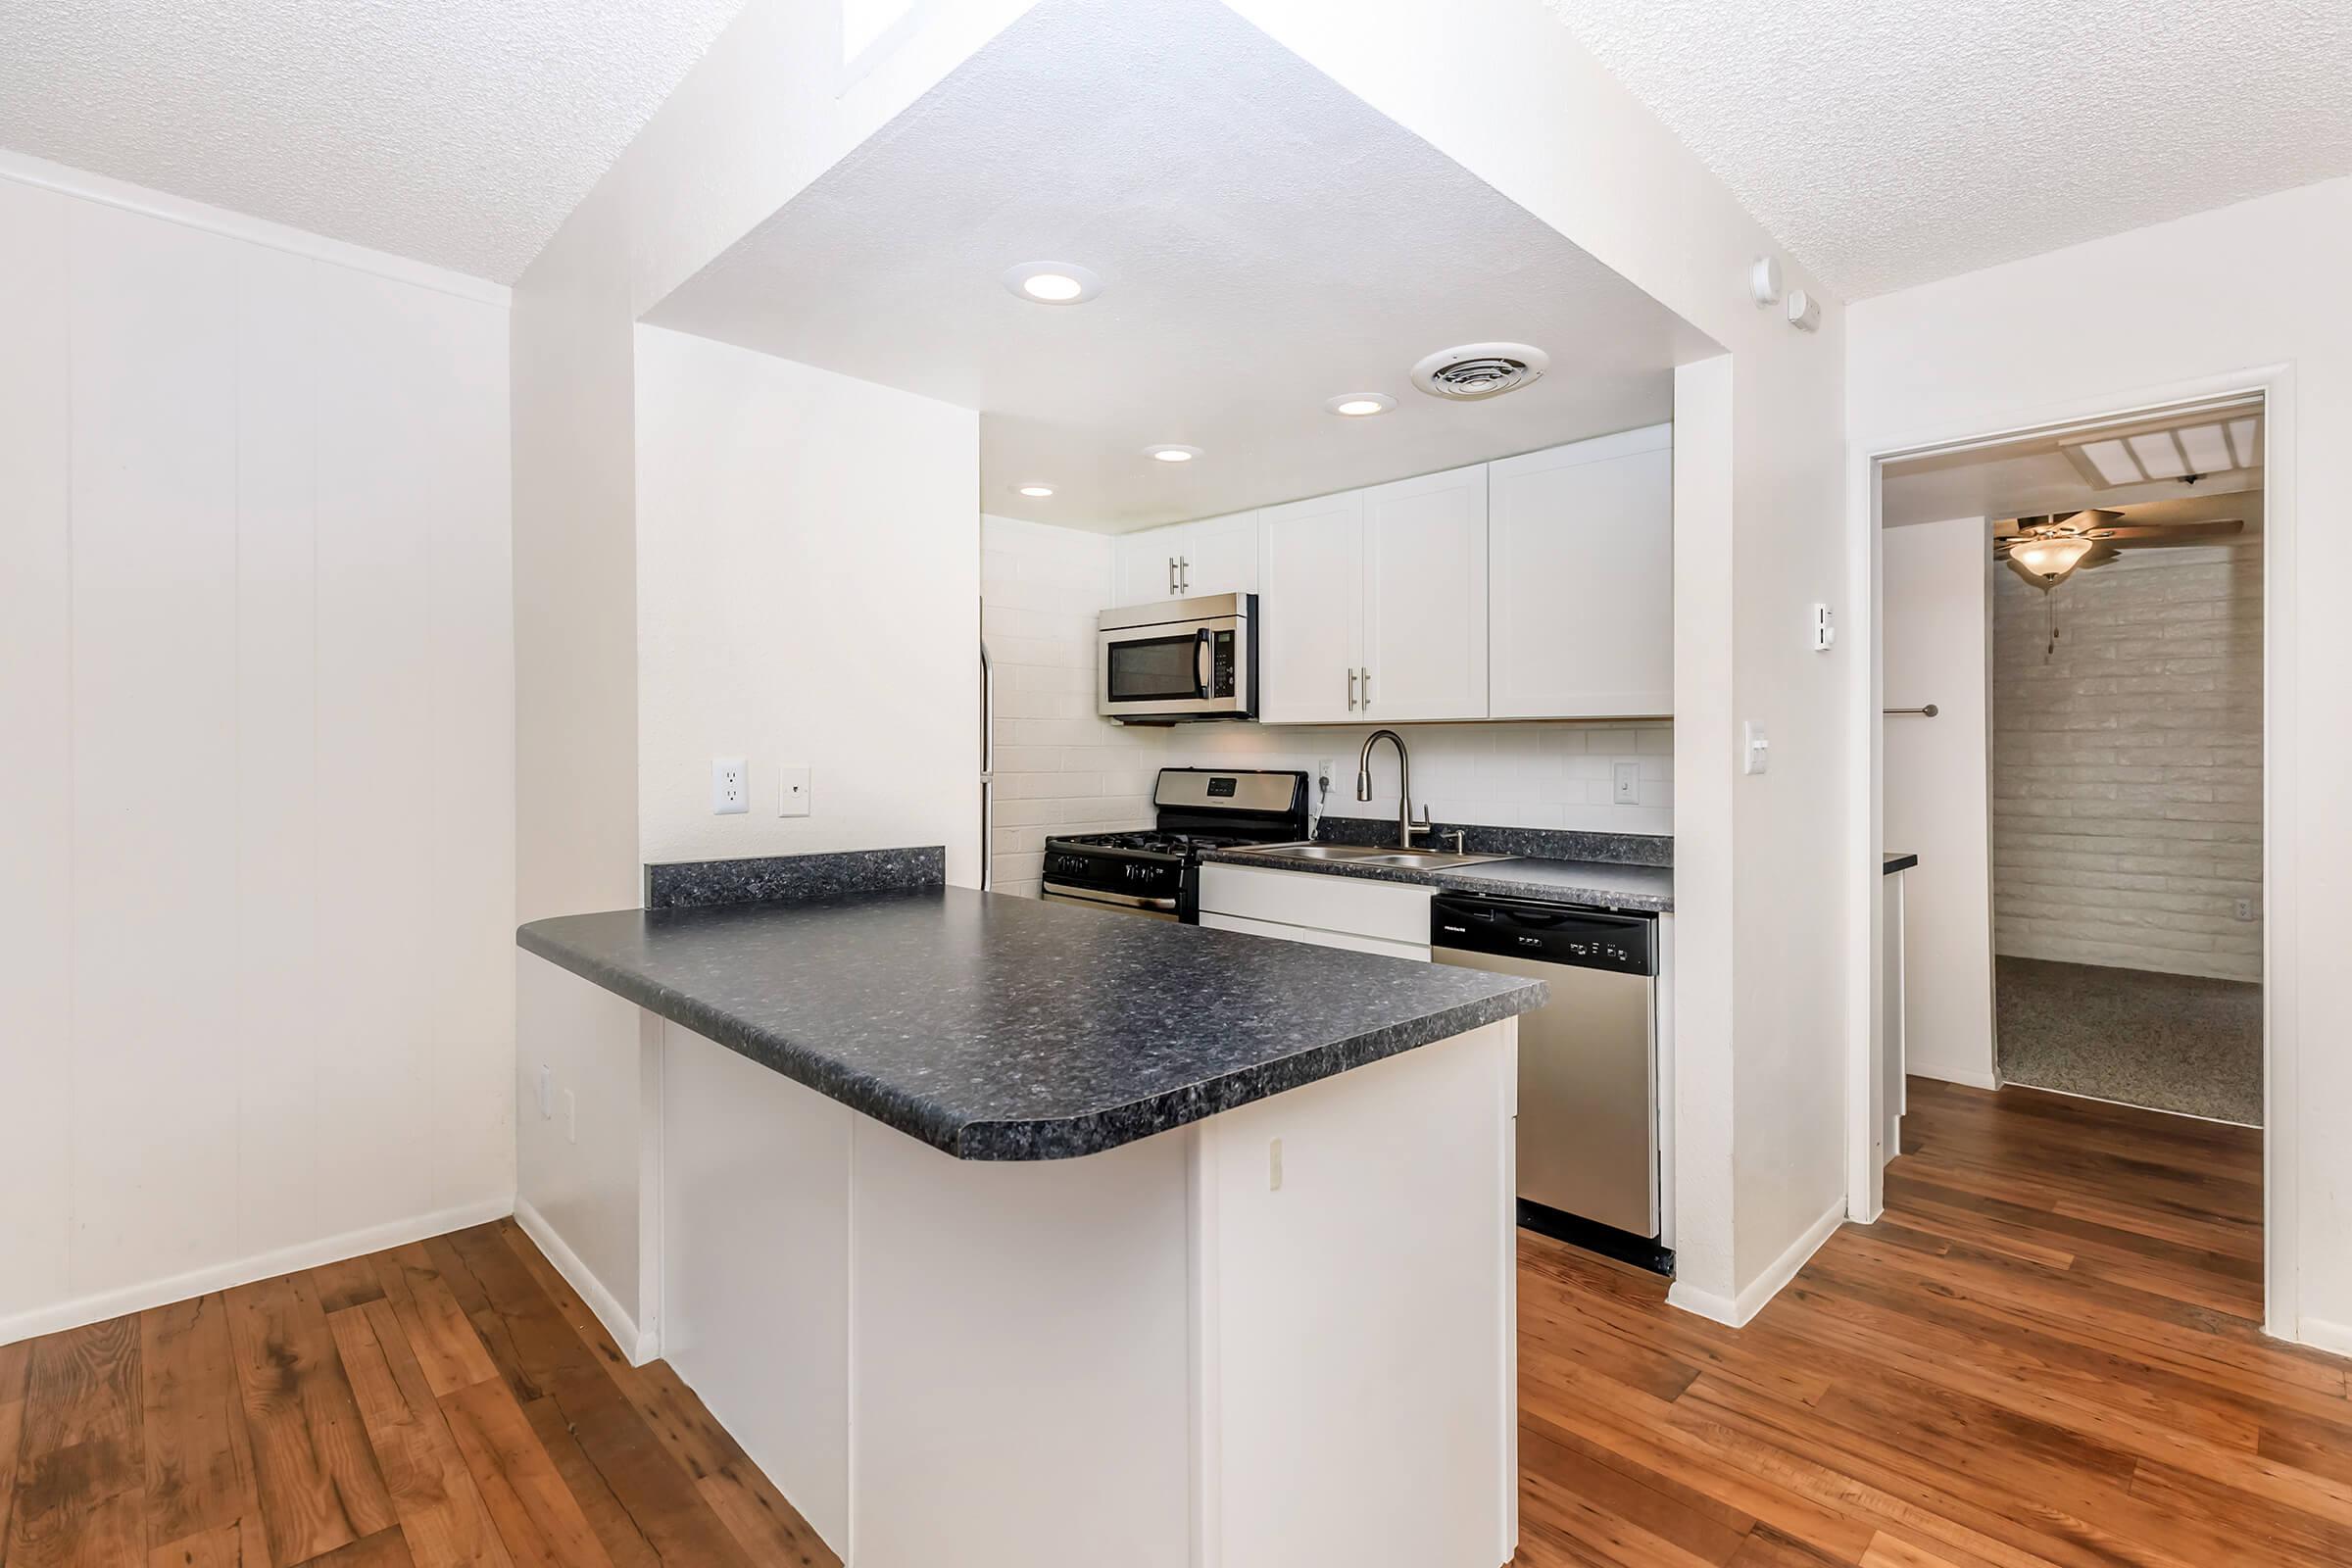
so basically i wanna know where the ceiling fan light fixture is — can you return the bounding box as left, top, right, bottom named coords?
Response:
left=2010, top=533, right=2095, bottom=583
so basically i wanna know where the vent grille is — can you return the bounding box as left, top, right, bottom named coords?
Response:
left=1411, top=342, right=1550, bottom=401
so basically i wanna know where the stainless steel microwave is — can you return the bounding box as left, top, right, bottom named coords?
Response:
left=1097, top=593, right=1258, bottom=721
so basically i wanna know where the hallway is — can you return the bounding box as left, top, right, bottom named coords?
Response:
left=1515, top=1077, right=2336, bottom=1566
left=1997, top=956, right=2264, bottom=1125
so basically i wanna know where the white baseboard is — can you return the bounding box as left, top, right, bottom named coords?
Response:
left=514, top=1195, right=659, bottom=1366
left=1909, top=1062, right=2000, bottom=1091
left=1666, top=1198, right=1846, bottom=1330
left=2294, top=1315, right=2352, bottom=1360
left=0, top=1195, right=514, bottom=1348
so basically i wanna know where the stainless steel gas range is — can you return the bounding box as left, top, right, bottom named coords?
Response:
left=1041, top=768, right=1309, bottom=922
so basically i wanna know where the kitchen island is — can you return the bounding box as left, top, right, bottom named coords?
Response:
left=517, top=865, right=1544, bottom=1568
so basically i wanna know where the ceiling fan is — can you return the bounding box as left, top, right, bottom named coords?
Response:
left=1993, top=508, right=2245, bottom=589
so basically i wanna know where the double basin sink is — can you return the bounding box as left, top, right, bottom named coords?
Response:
left=1240, top=841, right=1509, bottom=871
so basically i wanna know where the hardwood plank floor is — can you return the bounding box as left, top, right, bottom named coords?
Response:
left=0, top=1222, right=837, bottom=1568
left=7, top=1080, right=2338, bottom=1567
left=1516, top=1077, right=2348, bottom=1568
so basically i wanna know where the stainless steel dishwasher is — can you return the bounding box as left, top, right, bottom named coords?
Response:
left=1430, top=892, right=1666, bottom=1272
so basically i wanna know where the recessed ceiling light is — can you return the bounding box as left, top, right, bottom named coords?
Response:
left=1143, top=444, right=1202, bottom=464
left=1001, top=262, right=1102, bottom=305
left=1326, top=393, right=1396, bottom=417
left=1012, top=483, right=1056, bottom=499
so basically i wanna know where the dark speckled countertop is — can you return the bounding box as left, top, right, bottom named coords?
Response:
left=516, top=887, right=1544, bottom=1162
left=1200, top=848, right=1675, bottom=912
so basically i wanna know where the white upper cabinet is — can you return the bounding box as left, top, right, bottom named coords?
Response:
left=1362, top=464, right=1488, bottom=722
left=1488, top=425, right=1673, bottom=719
left=1110, top=510, right=1259, bottom=607
left=1256, top=489, right=1365, bottom=723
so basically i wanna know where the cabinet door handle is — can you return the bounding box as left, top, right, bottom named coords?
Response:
left=1348, top=667, right=1359, bottom=710
left=1178, top=556, right=1191, bottom=594
left=1167, top=557, right=1178, bottom=597
left=1359, top=666, right=1370, bottom=708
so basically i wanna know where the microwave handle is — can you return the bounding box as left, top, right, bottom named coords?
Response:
left=1194, top=628, right=1213, bottom=699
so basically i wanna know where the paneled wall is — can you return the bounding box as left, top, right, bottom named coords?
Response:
left=0, top=167, right=514, bottom=1341
left=980, top=515, right=1158, bottom=896
left=1992, top=542, right=2262, bottom=981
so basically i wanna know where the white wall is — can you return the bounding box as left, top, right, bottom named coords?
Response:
left=1216, top=0, right=1849, bottom=1317
left=1883, top=517, right=1997, bottom=1088
left=1847, top=172, right=2347, bottom=1348
left=0, top=160, right=514, bottom=1343
left=1992, top=544, right=2263, bottom=982
left=980, top=515, right=1159, bottom=896
left=507, top=0, right=1035, bottom=1348
left=634, top=325, right=980, bottom=872
left=1167, top=721, right=1673, bottom=836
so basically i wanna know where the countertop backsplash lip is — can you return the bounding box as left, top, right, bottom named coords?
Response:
left=1312, top=815, right=1673, bottom=867
left=643, top=845, right=946, bottom=910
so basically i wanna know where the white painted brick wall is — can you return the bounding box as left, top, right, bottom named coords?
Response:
left=1991, top=542, right=2261, bottom=981
left=981, top=516, right=1159, bottom=896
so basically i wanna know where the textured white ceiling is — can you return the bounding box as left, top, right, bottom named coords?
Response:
left=1546, top=0, right=2352, bottom=300
left=0, top=0, right=749, bottom=280
left=647, top=0, right=1715, bottom=531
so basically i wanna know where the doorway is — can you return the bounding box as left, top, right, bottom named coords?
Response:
left=1853, top=385, right=2285, bottom=1330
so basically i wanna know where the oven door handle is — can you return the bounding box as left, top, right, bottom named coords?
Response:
left=1194, top=628, right=1213, bottom=699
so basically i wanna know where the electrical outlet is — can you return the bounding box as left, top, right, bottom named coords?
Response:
left=2235, top=898, right=2255, bottom=922
left=564, top=1089, right=577, bottom=1145
left=711, top=757, right=749, bottom=814
left=1613, top=760, right=1641, bottom=806
left=777, top=764, right=812, bottom=817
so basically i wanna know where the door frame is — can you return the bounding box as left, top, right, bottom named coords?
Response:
left=1843, top=364, right=2299, bottom=1344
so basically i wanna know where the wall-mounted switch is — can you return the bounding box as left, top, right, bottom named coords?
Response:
left=777, top=765, right=812, bottom=817
left=1743, top=722, right=1771, bottom=776
left=1613, top=761, right=1642, bottom=805
left=711, top=757, right=749, bottom=814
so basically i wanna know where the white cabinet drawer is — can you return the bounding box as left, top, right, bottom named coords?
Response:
left=1201, top=911, right=1430, bottom=962
left=1198, top=863, right=1434, bottom=948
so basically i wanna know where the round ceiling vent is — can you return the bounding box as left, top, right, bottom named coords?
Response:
left=1410, top=342, right=1551, bottom=401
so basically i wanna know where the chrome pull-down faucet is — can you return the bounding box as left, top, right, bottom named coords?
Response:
left=1355, top=728, right=1432, bottom=850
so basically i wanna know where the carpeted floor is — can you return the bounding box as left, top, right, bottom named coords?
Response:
left=1996, top=956, right=2263, bottom=1125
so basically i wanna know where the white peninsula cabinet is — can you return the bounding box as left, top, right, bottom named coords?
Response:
left=1488, top=423, right=1673, bottom=719
left=1257, top=464, right=1489, bottom=723
left=1111, top=508, right=1260, bottom=606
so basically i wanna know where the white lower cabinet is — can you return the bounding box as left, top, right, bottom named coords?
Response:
left=1198, top=864, right=1433, bottom=958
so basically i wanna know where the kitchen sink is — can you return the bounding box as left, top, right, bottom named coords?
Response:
left=1239, top=842, right=1509, bottom=870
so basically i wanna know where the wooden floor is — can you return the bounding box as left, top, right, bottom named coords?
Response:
left=8, top=1079, right=2340, bottom=1567
left=1515, top=1076, right=2350, bottom=1567
left=0, top=1217, right=836, bottom=1568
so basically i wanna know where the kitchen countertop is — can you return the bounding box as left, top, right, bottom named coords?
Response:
left=1199, top=846, right=1675, bottom=912
left=516, top=886, right=1545, bottom=1161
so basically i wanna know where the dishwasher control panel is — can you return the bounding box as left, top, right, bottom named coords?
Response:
left=1429, top=893, right=1656, bottom=975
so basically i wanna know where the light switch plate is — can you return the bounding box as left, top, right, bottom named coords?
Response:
left=711, top=757, right=748, bottom=814
left=1743, top=722, right=1771, bottom=775
left=777, top=765, right=812, bottom=817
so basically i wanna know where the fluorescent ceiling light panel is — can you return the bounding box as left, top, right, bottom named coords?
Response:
left=2076, top=439, right=2142, bottom=485
left=2126, top=432, right=2187, bottom=479
left=2177, top=423, right=2231, bottom=473
left=2227, top=416, right=2261, bottom=468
